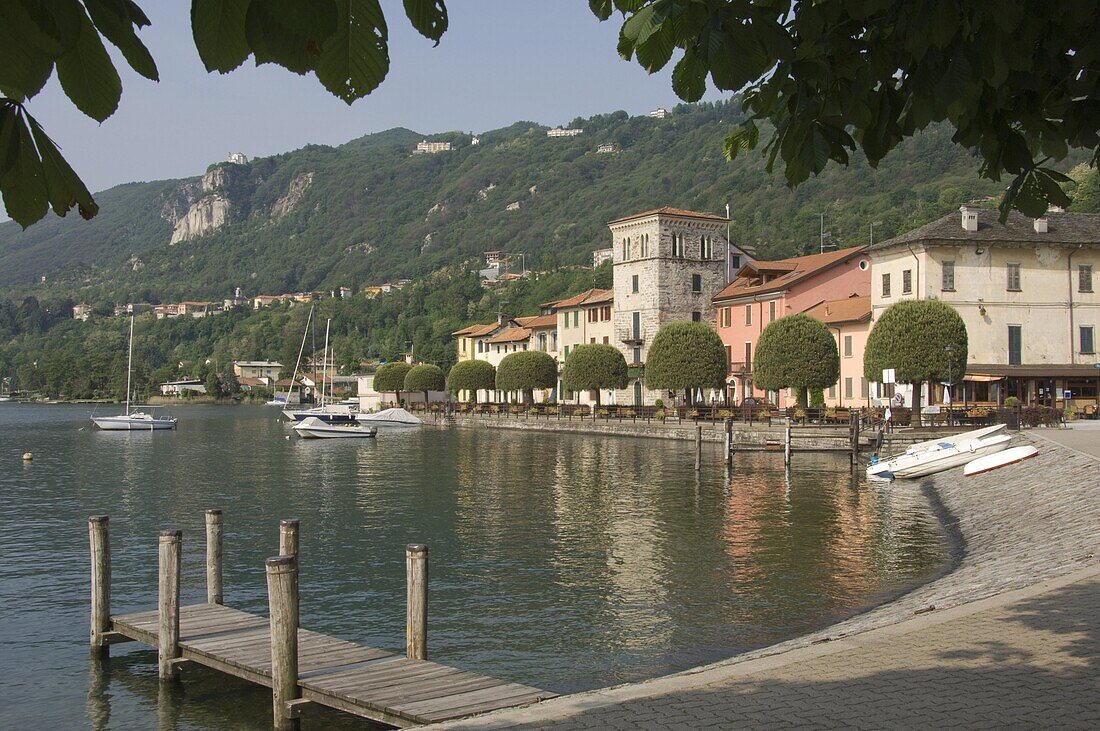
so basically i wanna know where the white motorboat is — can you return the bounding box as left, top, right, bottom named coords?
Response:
left=867, top=424, right=1006, bottom=478
left=964, top=445, right=1039, bottom=477
left=888, top=434, right=1012, bottom=479
left=93, top=316, right=177, bottom=431
left=357, top=407, right=423, bottom=427
left=292, top=417, right=376, bottom=439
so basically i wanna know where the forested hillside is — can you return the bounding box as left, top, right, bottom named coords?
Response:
left=0, top=100, right=1008, bottom=304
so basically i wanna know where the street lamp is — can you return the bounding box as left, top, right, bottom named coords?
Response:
left=944, top=344, right=956, bottom=420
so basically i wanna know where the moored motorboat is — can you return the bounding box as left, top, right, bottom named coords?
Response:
left=867, top=423, right=1006, bottom=478
left=964, top=445, right=1039, bottom=477
left=889, top=434, right=1012, bottom=479
left=292, top=417, right=376, bottom=439
left=357, top=407, right=423, bottom=427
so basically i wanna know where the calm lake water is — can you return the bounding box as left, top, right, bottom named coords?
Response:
left=0, top=404, right=949, bottom=730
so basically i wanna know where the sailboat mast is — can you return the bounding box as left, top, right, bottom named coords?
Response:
left=321, top=318, right=331, bottom=407
left=287, top=306, right=314, bottom=403
left=125, top=315, right=134, bottom=414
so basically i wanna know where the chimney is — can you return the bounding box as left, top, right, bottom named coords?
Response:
left=960, top=206, right=978, bottom=232
left=1033, top=217, right=1048, bottom=233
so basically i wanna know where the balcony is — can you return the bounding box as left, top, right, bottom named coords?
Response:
left=728, top=361, right=751, bottom=375
left=618, top=327, right=646, bottom=345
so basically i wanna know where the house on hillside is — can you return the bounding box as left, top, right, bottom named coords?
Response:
left=233, top=361, right=282, bottom=382
left=73, top=303, right=93, bottom=321
left=868, top=207, right=1100, bottom=412
left=714, top=245, right=871, bottom=407
left=160, top=379, right=206, bottom=397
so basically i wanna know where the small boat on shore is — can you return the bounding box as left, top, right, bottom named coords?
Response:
left=888, top=434, right=1012, bottom=479
left=867, top=424, right=1006, bottom=478
left=357, top=407, right=423, bottom=427
left=292, top=417, right=376, bottom=439
left=964, top=445, right=1039, bottom=477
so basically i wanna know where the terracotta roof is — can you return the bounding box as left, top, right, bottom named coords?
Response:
left=451, top=322, right=498, bottom=337
left=237, top=377, right=267, bottom=387
left=515, top=314, right=557, bottom=328
left=486, top=327, right=531, bottom=344
left=610, top=206, right=729, bottom=225
left=803, top=296, right=871, bottom=325
left=273, top=379, right=302, bottom=387
left=548, top=288, right=614, bottom=309
left=869, top=209, right=1100, bottom=251
left=714, top=246, right=867, bottom=302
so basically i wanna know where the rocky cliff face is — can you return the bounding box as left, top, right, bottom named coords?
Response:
left=271, top=172, right=314, bottom=219
left=165, top=165, right=243, bottom=245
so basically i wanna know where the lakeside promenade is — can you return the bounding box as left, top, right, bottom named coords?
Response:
left=432, top=428, right=1100, bottom=729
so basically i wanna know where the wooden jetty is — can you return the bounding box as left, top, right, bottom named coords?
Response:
left=89, top=513, right=555, bottom=729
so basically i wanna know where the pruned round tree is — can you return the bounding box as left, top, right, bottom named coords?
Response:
left=495, top=350, right=557, bottom=404
left=404, top=363, right=445, bottom=405
left=447, top=359, right=496, bottom=403
left=373, top=361, right=412, bottom=403
left=644, top=322, right=727, bottom=403
left=864, top=300, right=968, bottom=417
left=561, top=344, right=628, bottom=406
left=753, top=314, right=840, bottom=407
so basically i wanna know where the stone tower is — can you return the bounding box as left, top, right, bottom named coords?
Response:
left=608, top=207, right=733, bottom=406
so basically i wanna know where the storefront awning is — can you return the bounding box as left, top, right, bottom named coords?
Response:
left=966, top=364, right=1100, bottom=379
left=963, top=374, right=1005, bottom=382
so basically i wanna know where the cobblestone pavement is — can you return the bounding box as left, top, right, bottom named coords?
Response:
left=431, top=433, right=1100, bottom=729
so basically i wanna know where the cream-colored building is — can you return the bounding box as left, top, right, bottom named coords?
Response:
left=868, top=207, right=1100, bottom=411
left=549, top=289, right=614, bottom=404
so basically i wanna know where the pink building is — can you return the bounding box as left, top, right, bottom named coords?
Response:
left=803, top=296, right=872, bottom=408
left=713, top=246, right=871, bottom=407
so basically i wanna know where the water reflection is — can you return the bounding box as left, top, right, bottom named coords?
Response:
left=0, top=405, right=948, bottom=730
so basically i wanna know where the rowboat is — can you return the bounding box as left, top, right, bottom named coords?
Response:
left=889, top=434, right=1011, bottom=479
left=292, top=417, right=376, bottom=439
left=867, top=424, right=1005, bottom=478
left=964, top=445, right=1039, bottom=477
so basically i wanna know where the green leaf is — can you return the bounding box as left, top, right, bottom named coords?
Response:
left=85, top=0, right=159, bottom=81
left=634, top=18, right=675, bottom=73
left=192, top=0, right=251, bottom=73
left=0, top=18, right=55, bottom=100
left=26, top=110, right=98, bottom=219
left=671, top=51, right=706, bottom=102
left=0, top=103, right=49, bottom=228
left=589, top=0, right=613, bottom=21
left=402, top=0, right=447, bottom=44
left=314, top=0, right=389, bottom=103
left=53, top=6, right=122, bottom=122
left=246, top=0, right=338, bottom=74
left=722, top=119, right=758, bottom=161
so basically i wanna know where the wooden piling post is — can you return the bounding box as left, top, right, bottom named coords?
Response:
left=406, top=544, right=428, bottom=661
left=279, top=519, right=299, bottom=558
left=89, top=516, right=111, bottom=654
left=205, top=510, right=223, bottom=604
left=158, top=530, right=182, bottom=681
left=266, top=555, right=300, bottom=731
left=784, top=424, right=792, bottom=466
left=725, top=418, right=733, bottom=466
left=694, top=424, right=702, bottom=471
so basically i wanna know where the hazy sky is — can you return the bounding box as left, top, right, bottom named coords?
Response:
left=17, top=1, right=726, bottom=202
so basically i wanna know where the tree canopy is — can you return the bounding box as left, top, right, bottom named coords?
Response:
left=1, top=0, right=448, bottom=227
left=864, top=299, right=968, bottom=412
left=594, top=0, right=1098, bottom=220
left=447, top=359, right=495, bottom=402
left=644, top=322, right=727, bottom=395
left=561, top=343, right=628, bottom=406
left=403, top=362, right=444, bottom=399
left=753, top=314, right=839, bottom=404
left=373, top=360, right=411, bottom=393
left=495, top=350, right=556, bottom=403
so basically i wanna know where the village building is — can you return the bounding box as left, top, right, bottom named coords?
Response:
left=72, top=303, right=93, bottom=321
left=592, top=248, right=613, bottom=268
left=159, top=379, right=206, bottom=397
left=648, top=108, right=669, bottom=119
left=713, top=246, right=871, bottom=407
left=114, top=303, right=154, bottom=317
left=868, top=207, right=1100, bottom=413
left=804, top=296, right=873, bottom=408
left=232, top=361, right=282, bottom=382
left=414, top=140, right=452, bottom=154
left=546, top=127, right=583, bottom=137
left=546, top=289, right=614, bottom=404
left=609, top=207, right=748, bottom=405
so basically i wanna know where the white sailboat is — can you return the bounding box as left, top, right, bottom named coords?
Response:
left=282, top=317, right=359, bottom=423
left=92, top=316, right=177, bottom=431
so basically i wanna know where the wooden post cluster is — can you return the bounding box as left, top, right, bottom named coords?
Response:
left=406, top=544, right=428, bottom=661
left=158, top=530, right=182, bottom=681
left=266, top=555, right=301, bottom=731
left=89, top=516, right=111, bottom=654
left=693, top=422, right=702, bottom=469
left=205, top=509, right=223, bottom=604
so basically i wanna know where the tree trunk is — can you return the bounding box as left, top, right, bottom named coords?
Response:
left=796, top=387, right=808, bottom=408
left=912, top=380, right=923, bottom=426
left=595, top=389, right=601, bottom=408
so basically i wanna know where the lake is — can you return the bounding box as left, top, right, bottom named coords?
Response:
left=0, top=404, right=949, bottom=729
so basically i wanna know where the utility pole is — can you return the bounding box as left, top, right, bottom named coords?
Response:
left=820, top=213, right=824, bottom=254
left=725, top=203, right=732, bottom=283
left=870, top=220, right=882, bottom=246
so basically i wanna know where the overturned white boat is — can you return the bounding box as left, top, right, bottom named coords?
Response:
left=867, top=424, right=1006, bottom=478
left=964, top=445, right=1039, bottom=477
left=886, top=434, right=1012, bottom=479
left=357, top=407, right=423, bottom=427
left=292, top=417, right=376, bottom=439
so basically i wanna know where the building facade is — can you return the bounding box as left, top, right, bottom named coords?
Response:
left=868, top=207, right=1100, bottom=412
left=714, top=246, right=871, bottom=407
left=233, top=361, right=283, bottom=382
left=803, top=296, right=872, bottom=408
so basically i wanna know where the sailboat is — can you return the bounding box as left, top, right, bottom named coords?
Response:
left=92, top=316, right=177, bottom=431
left=0, top=377, right=11, bottom=402
left=282, top=317, right=358, bottom=423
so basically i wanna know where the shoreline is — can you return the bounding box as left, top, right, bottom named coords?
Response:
left=430, top=430, right=1100, bottom=728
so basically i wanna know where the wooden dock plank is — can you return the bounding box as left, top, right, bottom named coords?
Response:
left=110, top=603, right=555, bottom=726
